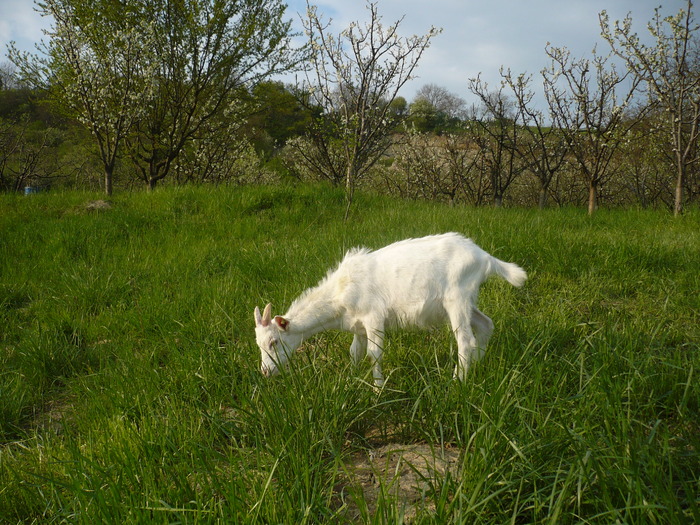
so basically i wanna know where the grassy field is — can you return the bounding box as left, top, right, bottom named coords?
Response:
left=1, top=184, right=698, bottom=523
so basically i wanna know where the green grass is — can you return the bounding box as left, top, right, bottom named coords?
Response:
left=1, top=184, right=698, bottom=523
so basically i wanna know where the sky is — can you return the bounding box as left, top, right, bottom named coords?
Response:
left=0, top=0, right=686, bottom=107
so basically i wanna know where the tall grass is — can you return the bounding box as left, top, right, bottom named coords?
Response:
left=1, top=185, right=698, bottom=523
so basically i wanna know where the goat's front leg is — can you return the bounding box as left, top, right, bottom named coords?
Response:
left=454, top=327, right=478, bottom=381
left=349, top=333, right=367, bottom=365
left=366, top=324, right=385, bottom=388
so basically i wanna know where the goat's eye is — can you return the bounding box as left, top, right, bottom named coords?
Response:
left=269, top=339, right=278, bottom=351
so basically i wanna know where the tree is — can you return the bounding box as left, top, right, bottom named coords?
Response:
left=601, top=1, right=700, bottom=215
left=0, top=116, right=65, bottom=192
left=393, top=130, right=483, bottom=205
left=300, top=0, right=439, bottom=218
left=245, top=81, right=315, bottom=159
left=468, top=75, right=526, bottom=207
left=414, top=83, right=467, bottom=120
left=501, top=69, right=570, bottom=208
left=617, top=115, right=673, bottom=208
left=407, top=97, right=440, bottom=133
left=125, top=0, right=302, bottom=190
left=406, top=84, right=467, bottom=133
left=388, top=96, right=408, bottom=118
left=0, top=61, right=21, bottom=91
left=9, top=0, right=302, bottom=193
left=9, top=0, right=157, bottom=195
left=542, top=45, right=641, bottom=214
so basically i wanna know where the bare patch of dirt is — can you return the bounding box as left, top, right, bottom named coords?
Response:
left=84, top=199, right=113, bottom=212
left=30, top=398, right=73, bottom=436
left=337, top=442, right=461, bottom=522
left=219, top=407, right=463, bottom=521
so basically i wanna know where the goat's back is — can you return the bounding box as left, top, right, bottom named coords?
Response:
left=332, top=233, right=496, bottom=326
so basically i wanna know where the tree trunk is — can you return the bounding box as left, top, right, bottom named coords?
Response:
left=104, top=166, right=113, bottom=196
left=588, top=181, right=597, bottom=215
left=674, top=164, right=684, bottom=216
left=538, top=185, right=548, bottom=209
left=344, top=164, right=355, bottom=222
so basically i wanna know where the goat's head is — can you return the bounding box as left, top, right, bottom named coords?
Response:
left=254, top=303, right=299, bottom=377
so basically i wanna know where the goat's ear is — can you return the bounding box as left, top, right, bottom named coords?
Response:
left=274, top=316, right=289, bottom=331
left=255, top=303, right=273, bottom=327
left=262, top=303, right=272, bottom=326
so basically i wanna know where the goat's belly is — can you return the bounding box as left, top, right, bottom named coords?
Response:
left=387, top=299, right=446, bottom=329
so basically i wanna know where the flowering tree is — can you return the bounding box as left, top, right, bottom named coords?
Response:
left=468, top=75, right=526, bottom=207
left=392, top=131, right=484, bottom=205
left=300, top=0, right=439, bottom=218
left=542, top=45, right=641, bottom=214
left=9, top=0, right=157, bottom=195
left=10, top=0, right=301, bottom=193
left=501, top=69, right=570, bottom=209
left=601, top=1, right=700, bottom=215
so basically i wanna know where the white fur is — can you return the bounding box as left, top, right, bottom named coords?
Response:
left=254, top=233, right=527, bottom=387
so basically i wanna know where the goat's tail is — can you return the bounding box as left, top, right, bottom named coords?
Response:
left=489, top=257, right=528, bottom=287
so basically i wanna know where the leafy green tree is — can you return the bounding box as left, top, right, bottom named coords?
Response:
left=125, top=0, right=302, bottom=190
left=246, top=81, right=315, bottom=158
left=388, top=96, right=408, bottom=118
left=408, top=97, right=440, bottom=133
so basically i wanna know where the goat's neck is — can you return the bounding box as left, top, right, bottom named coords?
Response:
left=283, top=281, right=342, bottom=339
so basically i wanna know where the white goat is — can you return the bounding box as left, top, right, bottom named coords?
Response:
left=254, top=233, right=527, bottom=387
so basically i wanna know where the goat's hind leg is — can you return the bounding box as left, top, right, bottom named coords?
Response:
left=471, top=308, right=494, bottom=361
left=446, top=304, right=479, bottom=381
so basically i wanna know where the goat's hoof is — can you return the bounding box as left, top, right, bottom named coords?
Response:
left=453, top=367, right=468, bottom=382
